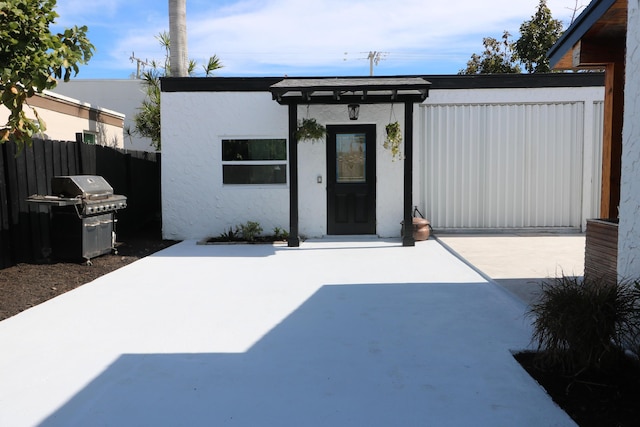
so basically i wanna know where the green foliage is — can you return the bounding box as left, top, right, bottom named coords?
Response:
left=129, top=31, right=222, bottom=151
left=529, top=276, right=640, bottom=376
left=273, top=227, right=289, bottom=240
left=460, top=1, right=563, bottom=75
left=295, top=118, right=326, bottom=142
left=217, top=226, right=239, bottom=241
left=459, top=31, right=521, bottom=75
left=214, top=222, right=288, bottom=243
left=384, top=121, right=403, bottom=161
left=0, top=0, right=94, bottom=150
left=515, top=0, right=564, bottom=73
left=238, top=221, right=263, bottom=242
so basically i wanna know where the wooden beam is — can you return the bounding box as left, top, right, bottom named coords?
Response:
left=573, top=38, right=625, bottom=67
left=600, top=61, right=624, bottom=219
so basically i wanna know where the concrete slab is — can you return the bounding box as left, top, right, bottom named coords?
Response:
left=438, top=233, right=586, bottom=306
left=0, top=239, right=576, bottom=426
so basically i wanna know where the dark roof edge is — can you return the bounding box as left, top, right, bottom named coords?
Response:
left=161, top=73, right=604, bottom=93
left=547, top=0, right=617, bottom=67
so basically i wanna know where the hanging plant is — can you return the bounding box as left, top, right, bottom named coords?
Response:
left=296, top=118, right=326, bottom=142
left=384, top=121, right=402, bottom=160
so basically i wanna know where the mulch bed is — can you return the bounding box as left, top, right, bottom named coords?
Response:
left=0, top=232, right=177, bottom=321
left=515, top=351, right=640, bottom=427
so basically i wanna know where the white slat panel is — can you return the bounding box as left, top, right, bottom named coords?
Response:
left=419, top=102, right=585, bottom=229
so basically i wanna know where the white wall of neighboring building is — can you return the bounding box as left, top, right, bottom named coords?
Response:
left=52, top=79, right=154, bottom=152
left=618, top=0, right=640, bottom=279
left=0, top=91, right=125, bottom=147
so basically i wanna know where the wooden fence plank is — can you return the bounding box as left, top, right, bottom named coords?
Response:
left=0, top=144, right=12, bottom=268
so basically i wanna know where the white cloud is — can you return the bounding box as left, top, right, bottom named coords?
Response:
left=183, top=0, right=577, bottom=74
left=62, top=0, right=582, bottom=78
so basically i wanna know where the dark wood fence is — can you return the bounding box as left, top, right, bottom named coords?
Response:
left=0, top=139, right=161, bottom=269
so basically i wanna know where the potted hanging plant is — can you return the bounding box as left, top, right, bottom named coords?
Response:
left=384, top=121, right=402, bottom=160
left=296, top=118, right=326, bottom=142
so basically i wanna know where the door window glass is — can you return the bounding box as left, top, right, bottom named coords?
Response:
left=336, top=133, right=366, bottom=183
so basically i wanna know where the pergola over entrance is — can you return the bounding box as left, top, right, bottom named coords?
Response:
left=269, top=77, right=431, bottom=247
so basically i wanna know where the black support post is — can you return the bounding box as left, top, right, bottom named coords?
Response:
left=402, top=101, right=415, bottom=247
left=288, top=103, right=300, bottom=247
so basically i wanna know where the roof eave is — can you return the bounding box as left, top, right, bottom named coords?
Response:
left=547, top=0, right=617, bottom=69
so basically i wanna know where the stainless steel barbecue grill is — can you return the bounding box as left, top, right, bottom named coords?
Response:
left=27, top=175, right=127, bottom=264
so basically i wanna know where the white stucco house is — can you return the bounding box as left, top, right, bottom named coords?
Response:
left=0, top=90, right=125, bottom=147
left=160, top=73, right=604, bottom=246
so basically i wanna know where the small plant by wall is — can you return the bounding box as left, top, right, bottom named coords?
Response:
left=203, top=221, right=288, bottom=244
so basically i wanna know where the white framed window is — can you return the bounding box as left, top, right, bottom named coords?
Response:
left=82, top=131, right=97, bottom=145
left=221, top=138, right=287, bottom=185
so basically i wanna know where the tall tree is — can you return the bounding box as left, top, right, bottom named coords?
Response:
left=0, top=0, right=94, bottom=149
left=515, top=0, right=564, bottom=73
left=459, top=31, right=521, bottom=74
left=169, top=0, right=188, bottom=77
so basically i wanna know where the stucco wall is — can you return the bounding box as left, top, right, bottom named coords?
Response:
left=161, top=91, right=410, bottom=240
left=297, top=104, right=406, bottom=238
left=618, top=0, right=640, bottom=279
left=161, top=92, right=290, bottom=240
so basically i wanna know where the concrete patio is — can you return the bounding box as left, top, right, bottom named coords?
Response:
left=0, top=238, right=577, bottom=426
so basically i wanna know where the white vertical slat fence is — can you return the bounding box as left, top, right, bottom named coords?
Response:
left=418, top=102, right=587, bottom=230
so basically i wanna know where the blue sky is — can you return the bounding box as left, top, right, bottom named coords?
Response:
left=52, top=0, right=582, bottom=79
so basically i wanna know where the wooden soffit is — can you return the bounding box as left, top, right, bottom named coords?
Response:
left=548, top=0, right=627, bottom=70
left=269, top=77, right=431, bottom=105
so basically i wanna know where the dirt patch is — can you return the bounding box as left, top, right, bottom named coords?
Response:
left=0, top=232, right=178, bottom=321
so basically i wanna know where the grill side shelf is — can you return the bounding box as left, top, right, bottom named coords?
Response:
left=26, top=195, right=82, bottom=207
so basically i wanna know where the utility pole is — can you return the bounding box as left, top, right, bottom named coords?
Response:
left=344, top=51, right=388, bottom=75
left=129, top=52, right=149, bottom=79
left=367, top=51, right=386, bottom=76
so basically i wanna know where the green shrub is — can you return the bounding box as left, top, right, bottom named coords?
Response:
left=528, top=276, right=640, bottom=375
left=238, top=221, right=263, bottom=242
left=217, top=227, right=239, bottom=241
left=273, top=227, right=289, bottom=240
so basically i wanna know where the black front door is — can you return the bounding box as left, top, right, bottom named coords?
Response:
left=327, top=124, right=376, bottom=235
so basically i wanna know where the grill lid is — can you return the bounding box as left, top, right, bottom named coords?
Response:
left=52, top=175, right=113, bottom=199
